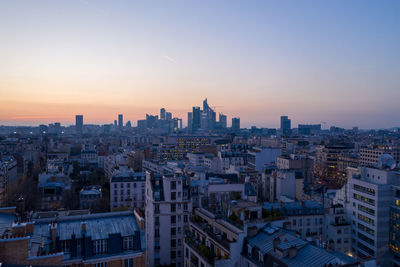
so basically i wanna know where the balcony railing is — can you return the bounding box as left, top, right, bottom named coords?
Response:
left=190, top=218, right=231, bottom=250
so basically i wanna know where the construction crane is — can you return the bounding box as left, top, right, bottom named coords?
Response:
left=212, top=106, right=223, bottom=110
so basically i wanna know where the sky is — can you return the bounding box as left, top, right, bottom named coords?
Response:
left=0, top=0, right=399, bottom=129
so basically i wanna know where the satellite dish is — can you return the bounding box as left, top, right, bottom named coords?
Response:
left=377, top=154, right=396, bottom=170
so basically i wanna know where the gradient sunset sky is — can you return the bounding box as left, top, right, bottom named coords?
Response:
left=0, top=0, right=399, bottom=129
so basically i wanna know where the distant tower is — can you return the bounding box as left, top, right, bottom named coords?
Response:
left=187, top=112, right=193, bottom=131
left=166, top=112, right=172, bottom=121
left=118, top=114, right=123, bottom=128
left=114, top=120, right=117, bottom=127
left=280, top=116, right=291, bottom=135
left=232, top=117, right=240, bottom=132
left=203, top=98, right=210, bottom=112
left=219, top=113, right=227, bottom=129
left=75, top=115, right=83, bottom=134
left=192, top=107, right=201, bottom=133
left=160, top=108, right=166, bottom=120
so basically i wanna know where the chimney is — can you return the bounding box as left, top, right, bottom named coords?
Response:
left=288, top=245, right=297, bottom=259
left=81, top=220, right=87, bottom=232
left=49, top=221, right=57, bottom=250
left=246, top=226, right=258, bottom=238
left=273, top=237, right=281, bottom=251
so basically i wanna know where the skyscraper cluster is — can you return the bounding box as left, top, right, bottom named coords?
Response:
left=188, top=98, right=228, bottom=133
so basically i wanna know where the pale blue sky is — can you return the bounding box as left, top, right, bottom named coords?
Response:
left=0, top=0, right=399, bottom=128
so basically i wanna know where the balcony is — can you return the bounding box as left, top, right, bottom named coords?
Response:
left=185, top=231, right=227, bottom=265
left=190, top=217, right=231, bottom=251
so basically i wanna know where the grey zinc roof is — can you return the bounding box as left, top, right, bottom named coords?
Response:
left=278, top=243, right=337, bottom=267
left=33, top=211, right=139, bottom=241
left=247, top=227, right=349, bottom=267
left=247, top=231, right=307, bottom=255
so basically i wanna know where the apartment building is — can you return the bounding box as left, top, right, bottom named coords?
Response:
left=145, top=172, right=192, bottom=267
left=110, top=171, right=146, bottom=210
left=184, top=207, right=245, bottom=267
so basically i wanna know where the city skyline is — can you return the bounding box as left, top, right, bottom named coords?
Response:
left=1, top=0, right=399, bottom=129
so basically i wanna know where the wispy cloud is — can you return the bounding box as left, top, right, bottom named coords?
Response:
left=163, top=55, right=176, bottom=63
left=77, top=0, right=109, bottom=17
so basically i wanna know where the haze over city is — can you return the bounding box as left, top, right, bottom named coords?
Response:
left=0, top=0, right=399, bottom=129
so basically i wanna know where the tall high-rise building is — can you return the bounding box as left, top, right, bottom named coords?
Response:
left=160, top=108, right=166, bottom=120
left=280, top=115, right=291, bottom=135
left=166, top=112, right=172, bottom=121
left=203, top=98, right=210, bottom=112
left=75, top=115, right=83, bottom=134
left=192, top=107, right=201, bottom=133
left=232, top=117, right=240, bottom=132
left=118, top=114, right=123, bottom=128
left=219, top=113, right=227, bottom=128
left=187, top=112, right=193, bottom=131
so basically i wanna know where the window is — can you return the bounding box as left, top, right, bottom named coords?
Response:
left=127, top=183, right=130, bottom=188
left=171, top=227, right=176, bottom=236
left=155, top=216, right=160, bottom=225
left=353, top=184, right=375, bottom=196
left=358, top=204, right=375, bottom=215
left=353, top=193, right=375, bottom=206
left=121, top=183, right=124, bottom=188
left=94, top=240, right=108, bottom=255
left=184, top=215, right=188, bottom=223
left=171, top=250, right=176, bottom=259
left=134, top=183, right=137, bottom=188
left=358, top=214, right=375, bottom=226
left=171, top=203, right=176, bottom=212
left=184, top=203, right=188, bottom=211
left=95, top=263, right=107, bottom=267
left=124, top=258, right=134, bottom=267
left=171, top=181, right=176, bottom=190
left=123, top=236, right=134, bottom=250
left=114, top=184, right=117, bottom=189
left=171, top=239, right=176, bottom=247
left=155, top=228, right=160, bottom=238
left=171, top=192, right=176, bottom=200
left=171, top=215, right=176, bottom=224
left=155, top=204, right=160, bottom=214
